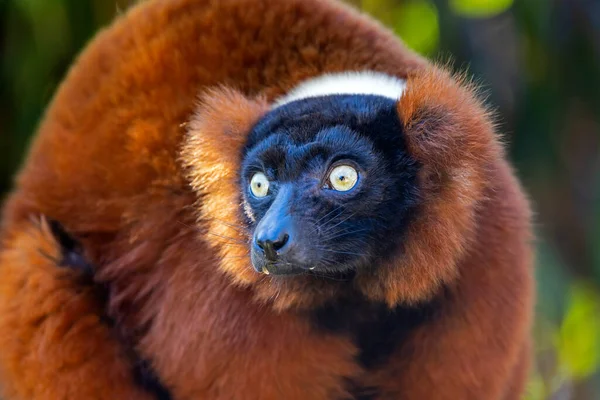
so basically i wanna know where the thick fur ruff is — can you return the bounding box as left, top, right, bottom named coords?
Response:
left=0, top=0, right=534, bottom=399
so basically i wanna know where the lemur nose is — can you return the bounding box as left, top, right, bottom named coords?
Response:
left=255, top=232, right=290, bottom=261
left=253, top=184, right=295, bottom=261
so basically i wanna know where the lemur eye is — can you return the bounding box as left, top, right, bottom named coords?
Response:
left=250, top=172, right=270, bottom=198
left=328, top=165, right=358, bottom=192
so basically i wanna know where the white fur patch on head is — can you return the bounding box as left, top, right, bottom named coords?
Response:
left=273, top=71, right=406, bottom=108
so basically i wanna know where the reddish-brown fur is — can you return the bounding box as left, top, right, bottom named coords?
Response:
left=0, top=0, right=534, bottom=399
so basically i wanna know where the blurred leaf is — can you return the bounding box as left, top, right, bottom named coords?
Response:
left=555, top=282, right=600, bottom=380
left=361, top=0, right=439, bottom=55
left=361, top=0, right=395, bottom=24
left=14, top=0, right=70, bottom=58
left=450, top=0, right=514, bottom=18
left=393, top=0, right=439, bottom=55
left=523, top=372, right=545, bottom=400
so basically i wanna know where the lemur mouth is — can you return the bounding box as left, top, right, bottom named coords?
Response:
left=259, top=262, right=357, bottom=282
left=259, top=262, right=306, bottom=276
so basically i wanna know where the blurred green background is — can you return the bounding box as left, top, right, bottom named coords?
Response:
left=1, top=0, right=599, bottom=398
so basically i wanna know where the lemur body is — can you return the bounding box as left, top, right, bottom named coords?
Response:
left=0, top=0, right=533, bottom=399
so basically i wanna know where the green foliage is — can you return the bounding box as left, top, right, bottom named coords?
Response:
left=449, top=0, right=514, bottom=18
left=0, top=0, right=117, bottom=198
left=556, top=282, right=600, bottom=380
left=524, top=371, right=546, bottom=400
left=362, top=0, right=439, bottom=55
left=392, top=0, right=439, bottom=55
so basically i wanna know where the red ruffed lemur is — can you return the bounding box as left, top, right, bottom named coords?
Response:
left=0, top=0, right=534, bottom=399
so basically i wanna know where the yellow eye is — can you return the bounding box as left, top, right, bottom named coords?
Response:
left=328, top=165, right=358, bottom=192
left=250, top=172, right=270, bottom=197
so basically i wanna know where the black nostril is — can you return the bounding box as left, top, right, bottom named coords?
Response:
left=272, top=233, right=289, bottom=251
left=256, top=234, right=289, bottom=252
left=255, top=233, right=290, bottom=260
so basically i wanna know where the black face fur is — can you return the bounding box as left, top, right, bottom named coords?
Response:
left=240, top=95, right=420, bottom=277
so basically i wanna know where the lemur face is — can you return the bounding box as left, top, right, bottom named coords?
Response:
left=241, top=73, right=420, bottom=276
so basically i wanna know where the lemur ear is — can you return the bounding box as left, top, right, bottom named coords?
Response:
left=181, top=88, right=269, bottom=286
left=398, top=67, right=500, bottom=190
left=358, top=67, right=503, bottom=306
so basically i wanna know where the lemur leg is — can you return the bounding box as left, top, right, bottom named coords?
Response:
left=0, top=217, right=154, bottom=400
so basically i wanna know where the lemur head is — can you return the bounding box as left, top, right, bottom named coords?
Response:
left=241, top=73, right=418, bottom=277
left=182, top=68, right=499, bottom=309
